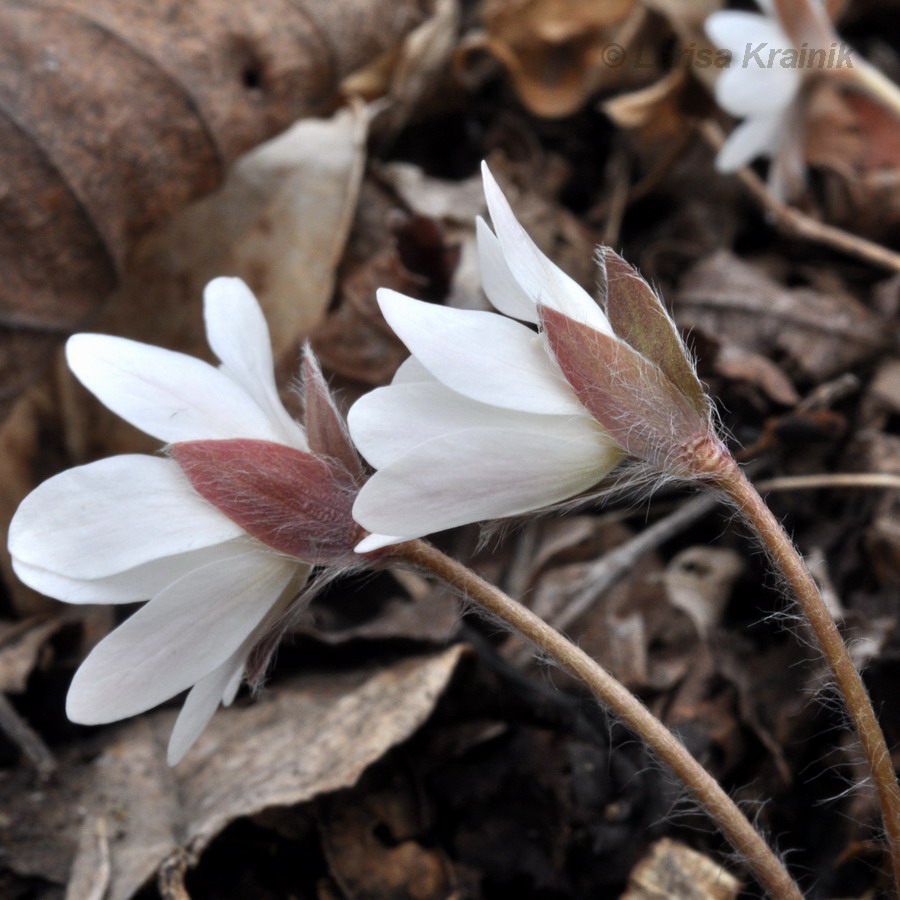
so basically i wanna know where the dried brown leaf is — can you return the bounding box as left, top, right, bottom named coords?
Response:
left=378, top=164, right=486, bottom=225
left=850, top=430, right=900, bottom=589
left=803, top=83, right=900, bottom=235
left=643, top=0, right=722, bottom=32
left=0, top=1, right=428, bottom=420
left=0, top=387, right=59, bottom=615
left=715, top=638, right=821, bottom=783
left=311, top=176, right=465, bottom=384
left=676, top=250, right=889, bottom=381
left=65, top=817, right=111, bottom=900
left=319, top=765, right=456, bottom=899
left=861, top=359, right=900, bottom=428
left=298, top=570, right=460, bottom=645
left=505, top=518, right=683, bottom=691
left=311, top=298, right=411, bottom=386
left=0, top=617, right=61, bottom=693
left=62, top=103, right=368, bottom=465
left=370, top=0, right=461, bottom=142
left=662, top=546, right=743, bottom=638
left=602, top=67, right=694, bottom=154
left=376, top=164, right=489, bottom=312
left=621, top=838, right=741, bottom=900
left=462, top=0, right=645, bottom=118
left=509, top=515, right=615, bottom=597
left=715, top=343, right=801, bottom=407
left=3, top=647, right=467, bottom=900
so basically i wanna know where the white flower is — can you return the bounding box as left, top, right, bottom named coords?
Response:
left=8, top=279, right=358, bottom=764
left=706, top=0, right=839, bottom=194
left=350, top=164, right=719, bottom=550
left=706, top=3, right=801, bottom=172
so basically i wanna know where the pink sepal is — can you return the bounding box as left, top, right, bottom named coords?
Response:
left=301, top=347, right=366, bottom=482
left=171, top=439, right=362, bottom=565
left=541, top=306, right=709, bottom=473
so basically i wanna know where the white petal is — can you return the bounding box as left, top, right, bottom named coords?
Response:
left=165, top=558, right=310, bottom=763
left=715, top=112, right=786, bottom=171
left=377, top=290, right=583, bottom=415
left=476, top=217, right=539, bottom=323
left=203, top=278, right=308, bottom=450
left=480, top=163, right=612, bottom=334
left=11, top=539, right=248, bottom=604
left=66, top=334, right=283, bottom=444
left=392, top=355, right=437, bottom=385
left=706, top=11, right=786, bottom=58
left=352, top=422, right=624, bottom=538
left=66, top=551, right=296, bottom=724
left=706, top=13, right=799, bottom=118
left=349, top=381, right=581, bottom=470
left=222, top=665, right=244, bottom=707
left=167, top=646, right=247, bottom=765
left=714, top=64, right=798, bottom=122
left=9, top=456, right=243, bottom=581
left=354, top=533, right=406, bottom=553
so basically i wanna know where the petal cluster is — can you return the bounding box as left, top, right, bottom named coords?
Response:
left=8, top=279, right=358, bottom=764
left=350, top=164, right=720, bottom=548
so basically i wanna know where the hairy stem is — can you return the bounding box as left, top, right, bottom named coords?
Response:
left=716, top=459, right=900, bottom=895
left=390, top=539, right=805, bottom=900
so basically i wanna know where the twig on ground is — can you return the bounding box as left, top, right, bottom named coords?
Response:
left=700, top=120, right=900, bottom=273
left=519, top=468, right=897, bottom=645
left=0, top=691, right=56, bottom=781
left=549, top=492, right=718, bottom=635
left=756, top=473, right=900, bottom=492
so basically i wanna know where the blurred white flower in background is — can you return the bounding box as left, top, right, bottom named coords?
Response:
left=706, top=0, right=841, bottom=196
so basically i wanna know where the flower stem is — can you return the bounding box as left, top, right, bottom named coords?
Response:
left=391, top=539, right=805, bottom=900
left=715, top=459, right=900, bottom=895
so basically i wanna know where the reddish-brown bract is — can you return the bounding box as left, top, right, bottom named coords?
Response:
left=599, top=248, right=708, bottom=417
left=301, top=352, right=366, bottom=482
left=171, top=439, right=363, bottom=566
left=540, top=305, right=711, bottom=476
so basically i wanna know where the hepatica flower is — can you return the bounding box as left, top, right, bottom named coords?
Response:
left=9, top=279, right=366, bottom=763
left=705, top=0, right=842, bottom=196
left=350, top=163, right=726, bottom=547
